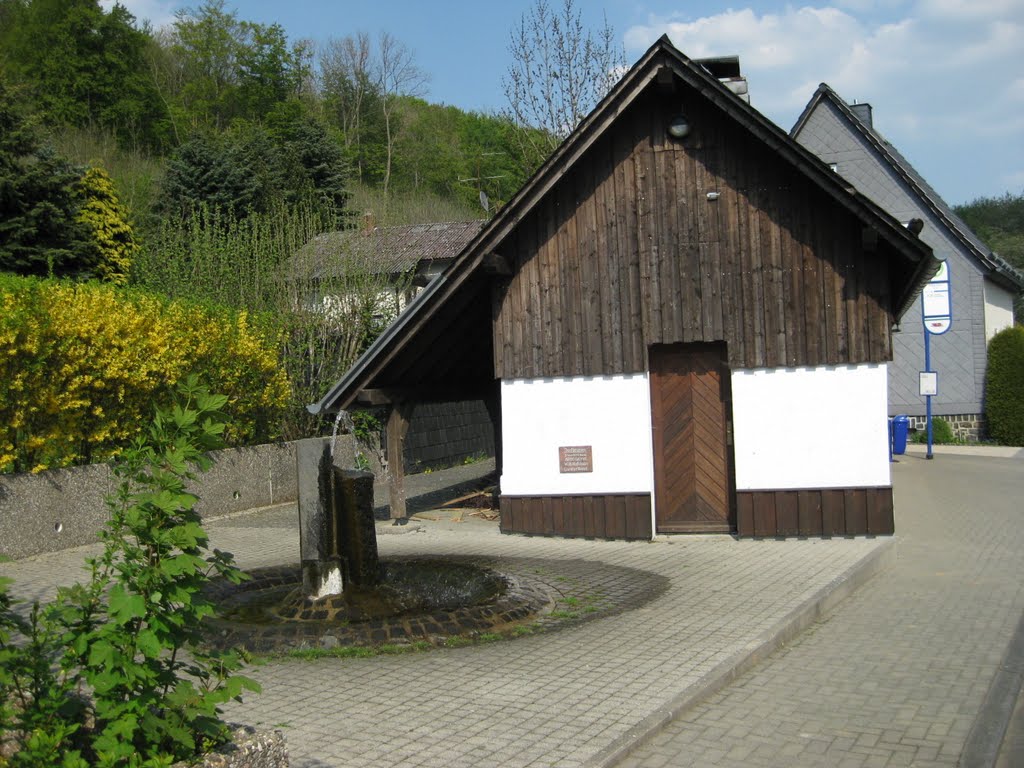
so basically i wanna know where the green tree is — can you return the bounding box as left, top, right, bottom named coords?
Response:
left=266, top=101, right=349, bottom=222
left=0, top=0, right=169, bottom=149
left=319, top=32, right=383, bottom=184
left=74, top=165, right=138, bottom=284
left=985, top=325, right=1024, bottom=445
left=162, top=0, right=307, bottom=132
left=158, top=112, right=348, bottom=223
left=0, top=79, right=95, bottom=277
left=158, top=127, right=281, bottom=219
left=390, top=97, right=536, bottom=213
left=955, top=191, right=1024, bottom=318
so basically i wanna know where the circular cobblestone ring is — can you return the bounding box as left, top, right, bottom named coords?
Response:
left=201, top=556, right=669, bottom=654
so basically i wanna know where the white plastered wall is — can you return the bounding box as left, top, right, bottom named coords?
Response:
left=731, top=364, right=891, bottom=490
left=983, top=279, right=1015, bottom=341
left=500, top=374, right=655, bottom=497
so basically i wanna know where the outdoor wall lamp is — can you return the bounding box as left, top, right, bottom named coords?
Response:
left=668, top=115, right=691, bottom=139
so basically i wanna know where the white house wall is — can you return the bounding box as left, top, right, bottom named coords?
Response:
left=731, top=364, right=891, bottom=490
left=983, top=279, right=1015, bottom=341
left=500, top=375, right=654, bottom=496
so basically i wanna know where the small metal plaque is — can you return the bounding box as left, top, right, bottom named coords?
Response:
left=558, top=445, right=593, bottom=474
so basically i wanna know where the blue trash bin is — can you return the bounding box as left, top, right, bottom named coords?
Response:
left=890, top=414, right=909, bottom=455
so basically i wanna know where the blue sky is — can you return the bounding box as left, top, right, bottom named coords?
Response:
left=107, top=0, right=1023, bottom=206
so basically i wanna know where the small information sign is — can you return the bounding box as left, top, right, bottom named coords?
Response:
left=919, top=371, right=938, bottom=397
left=558, top=445, right=593, bottom=474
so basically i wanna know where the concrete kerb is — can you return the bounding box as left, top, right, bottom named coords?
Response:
left=961, top=609, right=1024, bottom=768
left=589, top=536, right=898, bottom=768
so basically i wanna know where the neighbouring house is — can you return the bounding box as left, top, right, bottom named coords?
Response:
left=294, top=218, right=494, bottom=474
left=791, top=85, right=1024, bottom=439
left=293, top=218, right=484, bottom=313
left=309, top=35, right=938, bottom=540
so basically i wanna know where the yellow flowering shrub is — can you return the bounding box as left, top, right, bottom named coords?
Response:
left=0, top=275, right=289, bottom=473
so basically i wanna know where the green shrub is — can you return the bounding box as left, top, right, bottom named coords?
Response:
left=910, top=417, right=956, bottom=444
left=985, top=325, right=1024, bottom=446
left=0, top=379, right=259, bottom=766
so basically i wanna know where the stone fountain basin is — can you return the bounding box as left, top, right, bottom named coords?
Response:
left=201, top=558, right=556, bottom=653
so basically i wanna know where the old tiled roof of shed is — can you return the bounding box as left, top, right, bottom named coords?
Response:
left=294, top=220, right=484, bottom=279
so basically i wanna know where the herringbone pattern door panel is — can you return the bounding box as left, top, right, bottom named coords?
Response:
left=650, top=344, right=731, bottom=533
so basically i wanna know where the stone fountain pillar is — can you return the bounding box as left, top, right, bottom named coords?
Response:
left=296, top=438, right=380, bottom=599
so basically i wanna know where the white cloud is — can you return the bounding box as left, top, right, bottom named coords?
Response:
left=622, top=3, right=1024, bottom=201
left=916, top=0, right=1023, bottom=21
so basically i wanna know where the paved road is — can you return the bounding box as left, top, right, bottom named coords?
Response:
left=1, top=450, right=1019, bottom=767
left=614, top=451, right=1024, bottom=768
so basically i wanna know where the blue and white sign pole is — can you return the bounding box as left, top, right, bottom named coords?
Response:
left=921, top=261, right=952, bottom=460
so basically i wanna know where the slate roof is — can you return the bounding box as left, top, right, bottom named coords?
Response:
left=292, top=220, right=484, bottom=280
left=309, top=35, right=938, bottom=415
left=792, top=84, right=1024, bottom=292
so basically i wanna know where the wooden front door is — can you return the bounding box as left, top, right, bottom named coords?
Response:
left=649, top=343, right=733, bottom=533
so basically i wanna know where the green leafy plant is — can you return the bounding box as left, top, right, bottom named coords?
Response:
left=910, top=417, right=957, bottom=445
left=985, top=325, right=1024, bottom=446
left=0, top=377, right=260, bottom=766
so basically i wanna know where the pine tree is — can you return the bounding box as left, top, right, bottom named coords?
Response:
left=75, top=166, right=139, bottom=284
left=0, top=78, right=95, bottom=277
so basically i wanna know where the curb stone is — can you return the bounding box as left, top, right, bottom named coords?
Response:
left=589, top=537, right=898, bottom=767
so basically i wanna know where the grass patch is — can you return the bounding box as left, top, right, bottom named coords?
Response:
left=279, top=642, right=431, bottom=661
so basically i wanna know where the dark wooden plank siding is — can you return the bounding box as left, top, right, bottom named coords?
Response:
left=736, top=487, right=894, bottom=538
left=501, top=495, right=652, bottom=540
left=493, top=87, right=895, bottom=381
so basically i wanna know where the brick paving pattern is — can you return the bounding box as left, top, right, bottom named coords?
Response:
left=615, top=453, right=1024, bottom=768
left=1, top=451, right=1019, bottom=767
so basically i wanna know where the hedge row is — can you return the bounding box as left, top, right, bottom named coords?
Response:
left=985, top=325, right=1024, bottom=446
left=0, top=275, right=290, bottom=473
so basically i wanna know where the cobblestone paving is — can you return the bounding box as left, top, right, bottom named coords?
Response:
left=614, top=453, right=1024, bottom=768
left=3, top=454, right=1015, bottom=767
left=205, top=525, right=884, bottom=767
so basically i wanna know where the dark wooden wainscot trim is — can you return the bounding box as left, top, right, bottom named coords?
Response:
left=500, top=495, right=652, bottom=540
left=736, top=487, right=894, bottom=538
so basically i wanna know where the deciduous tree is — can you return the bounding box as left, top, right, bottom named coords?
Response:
left=503, top=0, right=625, bottom=171
left=0, top=0, right=169, bottom=149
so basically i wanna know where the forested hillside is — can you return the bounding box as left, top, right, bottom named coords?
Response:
left=0, top=0, right=555, bottom=465
left=955, top=192, right=1024, bottom=317
left=0, top=0, right=537, bottom=240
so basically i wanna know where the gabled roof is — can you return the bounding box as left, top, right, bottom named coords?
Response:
left=309, top=35, right=938, bottom=415
left=292, top=220, right=484, bottom=279
left=792, top=83, right=1024, bottom=292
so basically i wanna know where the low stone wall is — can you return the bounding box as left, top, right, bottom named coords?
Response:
left=0, top=436, right=355, bottom=560
left=906, top=412, right=986, bottom=442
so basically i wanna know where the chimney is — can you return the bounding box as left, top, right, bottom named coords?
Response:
left=697, top=55, right=750, bottom=104
left=850, top=102, right=873, bottom=128
left=361, top=211, right=376, bottom=235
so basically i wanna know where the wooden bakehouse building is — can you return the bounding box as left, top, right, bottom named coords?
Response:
left=309, top=36, right=939, bottom=540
